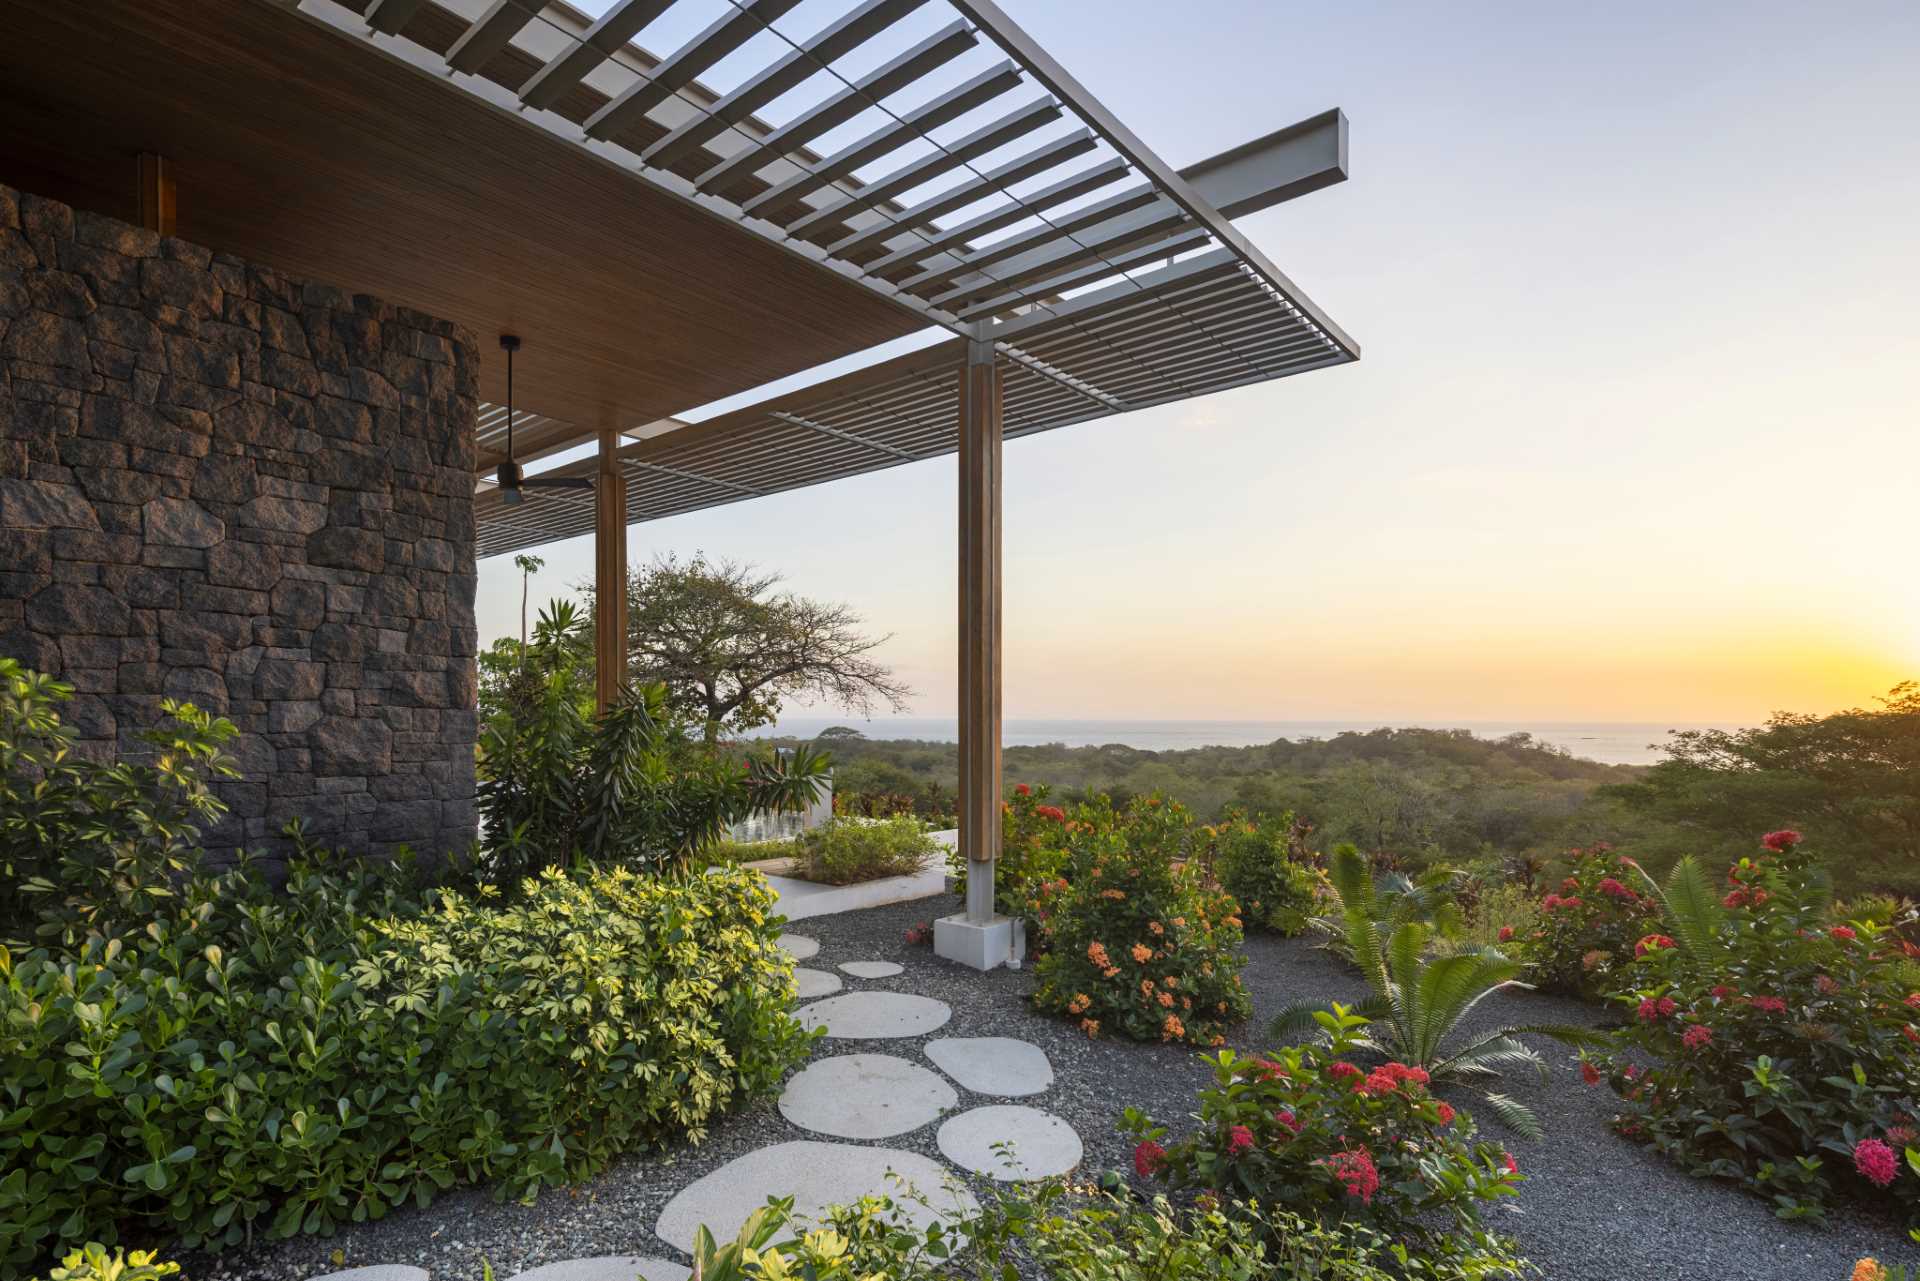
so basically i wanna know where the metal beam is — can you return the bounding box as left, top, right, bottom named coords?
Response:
left=953, top=228, right=1212, bottom=321
left=644, top=0, right=927, bottom=169
left=584, top=0, right=803, bottom=142
left=363, top=0, right=425, bottom=36
left=900, top=182, right=1164, bottom=295
left=785, top=97, right=1063, bottom=240
left=947, top=0, right=1359, bottom=359
left=518, top=0, right=678, bottom=111
left=741, top=60, right=1022, bottom=218
left=693, top=20, right=977, bottom=195
left=854, top=151, right=1122, bottom=271
left=444, top=0, right=543, bottom=76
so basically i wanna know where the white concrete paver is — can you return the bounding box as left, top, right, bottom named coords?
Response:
left=924, top=1037, right=1053, bottom=1097
left=797, top=991, right=952, bottom=1039
left=779, top=1053, right=957, bottom=1139
left=936, top=1105, right=1082, bottom=1182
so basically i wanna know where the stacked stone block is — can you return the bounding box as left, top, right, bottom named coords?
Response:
left=0, top=181, right=478, bottom=862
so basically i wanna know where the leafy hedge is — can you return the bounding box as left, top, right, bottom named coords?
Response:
left=1205, top=810, right=1322, bottom=936
left=0, top=860, right=809, bottom=1274
left=795, top=816, right=938, bottom=885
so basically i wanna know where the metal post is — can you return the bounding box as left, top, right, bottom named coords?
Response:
left=593, top=427, right=628, bottom=714
left=957, top=333, right=1002, bottom=924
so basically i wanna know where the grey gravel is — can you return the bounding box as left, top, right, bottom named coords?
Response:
left=181, top=893, right=1912, bottom=1280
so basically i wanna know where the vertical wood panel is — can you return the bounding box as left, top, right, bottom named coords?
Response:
left=594, top=427, right=629, bottom=713
left=135, top=152, right=174, bottom=235
left=957, top=336, right=1002, bottom=919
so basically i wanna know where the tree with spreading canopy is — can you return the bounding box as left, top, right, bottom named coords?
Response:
left=595, top=554, right=911, bottom=744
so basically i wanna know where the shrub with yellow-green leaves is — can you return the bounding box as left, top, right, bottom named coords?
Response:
left=0, top=860, right=812, bottom=1277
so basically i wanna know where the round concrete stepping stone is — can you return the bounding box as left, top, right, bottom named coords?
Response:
left=777, top=934, right=820, bottom=960
left=924, top=1037, right=1054, bottom=1097
left=780, top=1053, right=957, bottom=1139
left=655, top=1140, right=977, bottom=1253
left=506, top=1258, right=691, bottom=1281
left=797, top=991, right=951, bottom=1039
left=308, top=1269, right=428, bottom=1281
left=937, top=1105, right=1082, bottom=1182
left=792, top=966, right=842, bottom=999
left=839, top=960, right=904, bottom=979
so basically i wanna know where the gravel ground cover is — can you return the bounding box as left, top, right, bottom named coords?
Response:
left=183, top=892, right=1910, bottom=1281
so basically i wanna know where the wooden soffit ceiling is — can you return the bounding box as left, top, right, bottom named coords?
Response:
left=0, top=0, right=924, bottom=428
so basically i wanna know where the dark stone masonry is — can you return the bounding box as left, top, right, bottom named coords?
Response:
left=0, top=181, right=479, bottom=861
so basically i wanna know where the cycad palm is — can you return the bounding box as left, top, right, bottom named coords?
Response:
left=1274, top=844, right=1602, bottom=1137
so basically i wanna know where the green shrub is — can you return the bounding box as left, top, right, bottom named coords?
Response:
left=0, top=659, right=238, bottom=947
left=1502, top=842, right=1662, bottom=998
left=1207, top=810, right=1322, bottom=935
left=1030, top=794, right=1250, bottom=1045
left=1124, top=1007, right=1523, bottom=1253
left=795, top=816, right=938, bottom=885
left=1592, top=831, right=1920, bottom=1227
left=0, top=860, right=811, bottom=1276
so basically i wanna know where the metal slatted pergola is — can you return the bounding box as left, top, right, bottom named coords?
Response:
left=288, top=0, right=1361, bottom=967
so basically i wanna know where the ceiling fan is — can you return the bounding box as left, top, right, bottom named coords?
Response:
left=494, top=334, right=594, bottom=506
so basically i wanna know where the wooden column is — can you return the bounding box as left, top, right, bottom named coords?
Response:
left=957, top=336, right=1003, bottom=922
left=593, top=427, right=628, bottom=714
left=136, top=153, right=175, bottom=236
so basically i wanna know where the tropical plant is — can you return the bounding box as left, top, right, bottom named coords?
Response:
left=1207, top=809, right=1323, bottom=935
left=0, top=658, right=239, bottom=946
left=950, top=780, right=1074, bottom=922
left=1274, top=845, right=1603, bottom=1136
left=1124, top=1007, right=1525, bottom=1253
left=794, top=816, right=939, bottom=885
left=24, top=1245, right=178, bottom=1281
left=1590, top=830, right=1920, bottom=1226
left=475, top=671, right=828, bottom=884
left=1030, top=794, right=1251, bottom=1045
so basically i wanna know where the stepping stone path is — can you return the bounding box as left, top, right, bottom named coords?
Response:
left=838, top=960, right=904, bottom=978
left=937, top=1105, right=1083, bottom=1182
left=655, top=1141, right=978, bottom=1253
left=505, top=1258, right=691, bottom=1281
left=924, top=1037, right=1054, bottom=1097
left=792, top=966, right=842, bottom=999
left=780, top=1053, right=957, bottom=1139
left=322, top=941, right=1082, bottom=1275
left=798, top=991, right=952, bottom=1039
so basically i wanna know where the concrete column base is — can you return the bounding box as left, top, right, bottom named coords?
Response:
left=934, top=913, right=1014, bottom=971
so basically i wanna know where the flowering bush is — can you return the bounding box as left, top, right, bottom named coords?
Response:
left=1122, top=1006, right=1523, bottom=1250
left=1505, top=842, right=1661, bottom=998
left=949, top=781, right=1074, bottom=921
left=1206, top=809, right=1323, bottom=935
left=1592, top=832, right=1920, bottom=1226
left=1031, top=794, right=1250, bottom=1045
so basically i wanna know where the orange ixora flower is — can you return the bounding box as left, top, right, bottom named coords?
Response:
left=1147, top=920, right=1165, bottom=936
left=1067, top=993, right=1091, bottom=1015
left=1102, top=966, right=1121, bottom=979
left=1162, top=1014, right=1185, bottom=1040
left=1080, top=1018, right=1101, bottom=1038
left=1131, top=943, right=1153, bottom=964
left=1157, top=991, right=1175, bottom=1008
left=1852, top=1260, right=1887, bottom=1281
left=1087, top=941, right=1112, bottom=968
left=1172, top=917, right=1187, bottom=928
left=1163, top=975, right=1178, bottom=988
left=1101, top=888, right=1127, bottom=901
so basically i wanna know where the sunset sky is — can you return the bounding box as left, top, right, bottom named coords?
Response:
left=477, top=0, right=1920, bottom=726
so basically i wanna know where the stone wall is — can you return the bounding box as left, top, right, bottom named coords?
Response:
left=0, top=181, right=478, bottom=861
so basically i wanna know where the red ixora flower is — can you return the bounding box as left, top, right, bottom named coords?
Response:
left=1034, top=805, right=1067, bottom=823
left=1853, top=1138, right=1898, bottom=1188
left=1320, top=1147, right=1380, bottom=1203
left=1581, top=1061, right=1603, bottom=1086
left=1501, top=1151, right=1520, bottom=1176
left=1637, top=996, right=1677, bottom=1021
left=1326, top=1060, right=1363, bottom=1083
left=1133, top=1140, right=1167, bottom=1178
left=1682, top=1024, right=1713, bottom=1050
left=1750, top=995, right=1789, bottom=1015
left=1829, top=925, right=1858, bottom=943
left=1710, top=984, right=1737, bottom=1000
left=1597, top=877, right=1635, bottom=901
left=1435, top=1101, right=1456, bottom=1126
left=1904, top=993, right=1920, bottom=1011
left=1722, top=889, right=1748, bottom=909
left=1760, top=829, right=1802, bottom=852
left=1226, top=1125, right=1255, bottom=1156
left=1274, top=1108, right=1301, bottom=1136
left=1497, top=925, right=1515, bottom=942
left=1634, top=934, right=1676, bottom=958
left=1014, top=783, right=1032, bottom=797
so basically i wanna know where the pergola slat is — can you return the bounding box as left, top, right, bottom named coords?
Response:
left=518, top=0, right=680, bottom=110
left=858, top=153, right=1126, bottom=274
left=584, top=0, right=805, bottom=142
left=900, top=181, right=1164, bottom=295
left=444, top=0, right=545, bottom=75
left=363, top=0, right=427, bottom=37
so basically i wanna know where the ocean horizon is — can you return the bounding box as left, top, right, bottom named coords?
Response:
left=743, top=716, right=1742, bottom=767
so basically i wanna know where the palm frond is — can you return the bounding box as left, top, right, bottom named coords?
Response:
left=1657, top=855, right=1724, bottom=959
left=1475, top=1091, right=1544, bottom=1140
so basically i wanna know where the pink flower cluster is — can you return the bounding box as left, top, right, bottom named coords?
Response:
left=1637, top=996, right=1678, bottom=1021
left=1225, top=1125, right=1255, bottom=1156
left=1319, top=1146, right=1380, bottom=1203
left=1760, top=829, right=1802, bottom=852
left=1597, top=877, right=1637, bottom=902
left=1682, top=1024, right=1713, bottom=1050
left=1133, top=1139, right=1167, bottom=1177
left=1634, top=933, right=1676, bottom=958
left=1541, top=893, right=1584, bottom=913
left=1750, top=995, right=1789, bottom=1015
left=1853, top=1138, right=1898, bottom=1188
left=1360, top=1062, right=1431, bottom=1095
